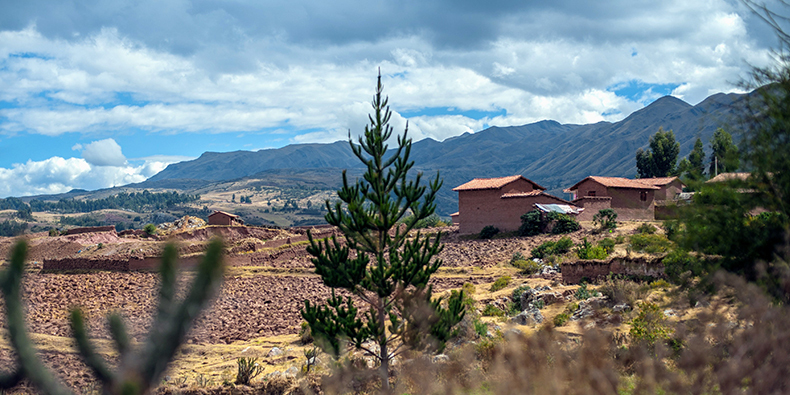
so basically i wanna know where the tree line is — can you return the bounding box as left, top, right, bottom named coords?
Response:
left=23, top=191, right=199, bottom=214
left=635, top=126, right=739, bottom=182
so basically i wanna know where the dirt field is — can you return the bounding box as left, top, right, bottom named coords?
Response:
left=0, top=222, right=647, bottom=392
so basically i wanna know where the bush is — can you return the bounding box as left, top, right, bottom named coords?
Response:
left=512, top=259, right=541, bottom=275
left=630, top=302, right=673, bottom=347
left=299, top=321, right=313, bottom=344
left=575, top=283, right=599, bottom=300
left=629, top=233, right=673, bottom=254
left=451, top=282, right=477, bottom=311
left=482, top=304, right=506, bottom=317
left=575, top=238, right=609, bottom=259
left=518, top=210, right=543, bottom=236
left=598, top=238, right=616, bottom=254
left=593, top=208, right=617, bottom=230
left=635, top=222, right=657, bottom=234
left=548, top=212, right=581, bottom=234
left=235, top=357, right=263, bottom=385
left=511, top=285, right=531, bottom=302
left=599, top=277, right=647, bottom=306
left=510, top=251, right=526, bottom=264
left=553, top=237, right=574, bottom=254
left=615, top=234, right=626, bottom=244
left=649, top=279, right=671, bottom=289
left=489, top=276, right=511, bottom=292
left=144, top=223, right=157, bottom=236
left=411, top=213, right=447, bottom=229
left=531, top=241, right=556, bottom=259
left=48, top=228, right=58, bottom=237
left=553, top=312, right=570, bottom=327
left=479, top=225, right=500, bottom=239
left=531, top=237, right=573, bottom=260
left=473, top=319, right=489, bottom=338
left=662, top=249, right=706, bottom=283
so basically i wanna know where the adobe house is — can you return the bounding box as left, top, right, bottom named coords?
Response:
left=453, top=175, right=577, bottom=234
left=638, top=176, right=685, bottom=201
left=208, top=210, right=244, bottom=226
left=564, top=176, right=658, bottom=221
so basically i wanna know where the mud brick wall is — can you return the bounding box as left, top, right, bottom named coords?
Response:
left=561, top=256, right=666, bottom=284
left=43, top=254, right=252, bottom=271
left=64, top=226, right=116, bottom=235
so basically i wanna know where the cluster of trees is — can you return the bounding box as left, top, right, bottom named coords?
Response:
left=0, top=220, right=28, bottom=237
left=26, top=191, right=199, bottom=214
left=635, top=127, right=739, bottom=182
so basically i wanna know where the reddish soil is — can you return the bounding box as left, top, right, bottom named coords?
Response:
left=0, top=224, right=617, bottom=392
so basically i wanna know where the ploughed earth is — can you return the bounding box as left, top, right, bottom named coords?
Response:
left=0, top=223, right=612, bottom=392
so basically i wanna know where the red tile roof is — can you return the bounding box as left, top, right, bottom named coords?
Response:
left=639, top=176, right=683, bottom=186
left=209, top=210, right=240, bottom=218
left=566, top=176, right=660, bottom=191
left=453, top=175, right=545, bottom=191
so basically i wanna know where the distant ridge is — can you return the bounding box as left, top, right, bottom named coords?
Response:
left=143, top=91, right=748, bottom=215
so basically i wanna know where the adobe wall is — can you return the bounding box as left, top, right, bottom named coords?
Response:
left=64, top=226, right=116, bottom=235
left=561, top=256, right=666, bottom=284
left=458, top=191, right=570, bottom=234
left=43, top=253, right=253, bottom=271
left=573, top=197, right=612, bottom=221
left=655, top=180, right=683, bottom=201
left=608, top=188, right=655, bottom=220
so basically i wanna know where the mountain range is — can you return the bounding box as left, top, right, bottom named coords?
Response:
left=141, top=90, right=746, bottom=215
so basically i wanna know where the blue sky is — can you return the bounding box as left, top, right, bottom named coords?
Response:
left=0, top=0, right=785, bottom=196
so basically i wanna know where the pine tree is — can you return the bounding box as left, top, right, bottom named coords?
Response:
left=688, top=137, right=706, bottom=179
left=636, top=127, right=680, bottom=178
left=709, top=128, right=740, bottom=176
left=301, top=74, right=465, bottom=391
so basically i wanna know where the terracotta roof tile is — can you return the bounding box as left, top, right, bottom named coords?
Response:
left=452, top=175, right=545, bottom=191
left=639, top=176, right=681, bottom=186
left=566, top=176, right=660, bottom=191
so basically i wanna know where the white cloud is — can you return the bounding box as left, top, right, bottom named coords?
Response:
left=0, top=155, right=188, bottom=198
left=80, top=138, right=127, bottom=166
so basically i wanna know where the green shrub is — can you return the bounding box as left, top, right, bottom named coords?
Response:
left=531, top=241, right=556, bottom=259
left=553, top=312, right=570, bottom=327
left=144, top=223, right=157, bottom=235
left=575, top=283, right=599, bottom=300
left=615, top=234, right=626, bottom=244
left=48, top=228, right=58, bottom=237
left=630, top=302, right=673, bottom=347
left=512, top=259, right=542, bottom=275
left=473, top=319, right=488, bottom=337
left=511, top=285, right=531, bottom=302
left=451, top=282, right=477, bottom=311
left=548, top=212, right=581, bottom=234
left=479, top=225, right=500, bottom=239
left=481, top=304, right=506, bottom=317
left=489, top=276, right=511, bottom=292
left=663, top=249, right=706, bottom=284
left=575, top=238, right=609, bottom=259
left=554, top=237, right=574, bottom=254
left=534, top=300, right=545, bottom=309
left=598, top=238, right=616, bottom=254
left=629, top=233, right=673, bottom=254
left=564, top=302, right=579, bottom=313
left=510, top=251, right=526, bottom=264
left=235, top=357, right=263, bottom=385
left=593, top=208, right=618, bottom=230
left=649, top=279, right=671, bottom=289
left=412, top=213, right=446, bottom=229
left=635, top=222, right=657, bottom=234
left=518, top=210, right=544, bottom=236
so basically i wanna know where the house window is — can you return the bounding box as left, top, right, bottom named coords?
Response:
left=587, top=191, right=596, bottom=197
left=640, top=191, right=647, bottom=201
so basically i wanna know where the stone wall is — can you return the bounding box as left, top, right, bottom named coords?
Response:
left=561, top=256, right=666, bottom=284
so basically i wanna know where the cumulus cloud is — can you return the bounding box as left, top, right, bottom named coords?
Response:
left=79, top=138, right=127, bottom=166
left=0, top=155, right=188, bottom=197
left=0, top=0, right=783, bottom=197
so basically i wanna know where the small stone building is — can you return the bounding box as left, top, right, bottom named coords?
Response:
left=564, top=176, right=658, bottom=221
left=453, top=175, right=577, bottom=234
left=208, top=210, right=244, bottom=226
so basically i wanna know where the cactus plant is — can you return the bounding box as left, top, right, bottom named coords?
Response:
left=0, top=239, right=225, bottom=394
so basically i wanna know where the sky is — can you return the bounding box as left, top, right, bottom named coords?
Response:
left=0, top=0, right=785, bottom=197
